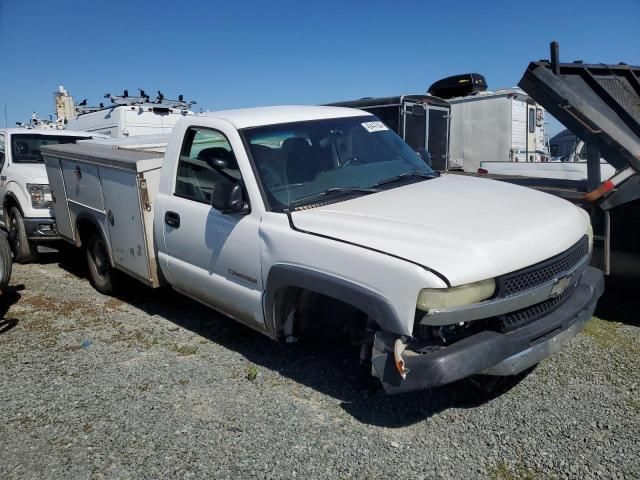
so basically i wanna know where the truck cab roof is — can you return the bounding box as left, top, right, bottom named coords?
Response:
left=195, top=105, right=370, bottom=129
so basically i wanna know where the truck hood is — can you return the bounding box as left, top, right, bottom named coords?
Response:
left=290, top=174, right=589, bottom=286
left=7, top=163, right=49, bottom=184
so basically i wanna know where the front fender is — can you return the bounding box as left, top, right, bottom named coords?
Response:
left=4, top=181, right=53, bottom=220
left=264, top=264, right=405, bottom=337
left=4, top=182, right=30, bottom=216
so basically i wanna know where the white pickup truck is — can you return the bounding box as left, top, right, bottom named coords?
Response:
left=0, top=128, right=97, bottom=262
left=41, top=106, right=603, bottom=394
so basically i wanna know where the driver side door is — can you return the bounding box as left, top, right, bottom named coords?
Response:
left=160, top=126, right=264, bottom=328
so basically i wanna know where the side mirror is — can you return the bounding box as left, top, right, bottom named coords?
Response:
left=210, top=179, right=247, bottom=213
left=416, top=148, right=432, bottom=167
left=209, top=157, right=230, bottom=170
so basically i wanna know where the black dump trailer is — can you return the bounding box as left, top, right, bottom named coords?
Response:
left=517, top=42, right=640, bottom=275
left=327, top=95, right=451, bottom=170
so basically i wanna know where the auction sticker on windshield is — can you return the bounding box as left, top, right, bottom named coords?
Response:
left=361, top=121, right=388, bottom=133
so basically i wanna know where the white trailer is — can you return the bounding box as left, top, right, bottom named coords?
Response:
left=448, top=88, right=548, bottom=173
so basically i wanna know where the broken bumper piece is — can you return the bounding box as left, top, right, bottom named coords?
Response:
left=372, top=266, right=604, bottom=395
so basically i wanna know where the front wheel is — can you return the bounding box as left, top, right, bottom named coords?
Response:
left=8, top=207, right=39, bottom=263
left=0, top=233, right=13, bottom=292
left=86, top=233, right=117, bottom=295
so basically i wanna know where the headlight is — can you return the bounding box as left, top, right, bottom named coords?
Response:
left=27, top=184, right=52, bottom=209
left=587, top=223, right=593, bottom=252
left=417, top=278, right=496, bottom=312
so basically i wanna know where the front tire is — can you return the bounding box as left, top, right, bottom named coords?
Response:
left=86, top=233, right=116, bottom=295
left=8, top=207, right=39, bottom=263
left=0, top=233, right=13, bottom=292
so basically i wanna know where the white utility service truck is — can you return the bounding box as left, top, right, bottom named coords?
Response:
left=0, top=127, right=98, bottom=262
left=61, top=88, right=194, bottom=138
left=42, top=105, right=603, bottom=394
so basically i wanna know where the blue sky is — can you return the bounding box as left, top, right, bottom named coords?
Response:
left=1, top=0, right=639, bottom=135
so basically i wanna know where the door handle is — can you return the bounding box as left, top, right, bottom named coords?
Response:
left=165, top=211, right=180, bottom=228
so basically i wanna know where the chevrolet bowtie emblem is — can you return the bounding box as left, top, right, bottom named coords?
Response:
left=550, top=275, right=572, bottom=297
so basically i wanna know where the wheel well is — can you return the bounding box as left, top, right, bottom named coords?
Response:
left=273, top=286, right=369, bottom=343
left=75, top=218, right=115, bottom=268
left=3, top=195, right=22, bottom=225
left=265, top=265, right=403, bottom=338
left=75, top=218, right=99, bottom=248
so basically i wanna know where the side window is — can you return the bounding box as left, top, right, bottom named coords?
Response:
left=528, top=108, right=536, bottom=134
left=175, top=127, right=241, bottom=204
left=0, top=134, right=5, bottom=171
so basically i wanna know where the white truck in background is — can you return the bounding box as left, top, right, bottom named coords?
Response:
left=42, top=105, right=602, bottom=394
left=0, top=128, right=98, bottom=262
left=447, top=88, right=549, bottom=172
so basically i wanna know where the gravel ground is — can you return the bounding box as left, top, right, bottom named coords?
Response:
left=0, top=253, right=638, bottom=479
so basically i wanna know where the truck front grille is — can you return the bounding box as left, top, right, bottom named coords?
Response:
left=495, top=236, right=589, bottom=331
left=499, top=236, right=589, bottom=297
left=499, top=280, right=578, bottom=332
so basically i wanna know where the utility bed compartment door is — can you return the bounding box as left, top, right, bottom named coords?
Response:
left=61, top=160, right=104, bottom=211
left=100, top=168, right=151, bottom=281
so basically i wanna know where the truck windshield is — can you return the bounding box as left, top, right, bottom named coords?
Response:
left=243, top=115, right=435, bottom=211
left=11, top=134, right=88, bottom=163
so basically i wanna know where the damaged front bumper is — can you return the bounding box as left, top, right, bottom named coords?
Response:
left=371, top=266, right=604, bottom=395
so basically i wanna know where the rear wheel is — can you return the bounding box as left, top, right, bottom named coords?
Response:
left=8, top=207, right=39, bottom=263
left=0, top=234, right=13, bottom=292
left=86, top=233, right=116, bottom=294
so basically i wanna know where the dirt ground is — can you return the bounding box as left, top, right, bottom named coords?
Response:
left=0, top=252, right=638, bottom=479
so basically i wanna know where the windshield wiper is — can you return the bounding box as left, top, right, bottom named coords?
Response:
left=287, top=187, right=379, bottom=209
left=372, top=171, right=436, bottom=188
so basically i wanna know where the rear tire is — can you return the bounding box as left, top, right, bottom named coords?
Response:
left=0, top=233, right=13, bottom=292
left=86, top=233, right=116, bottom=295
left=8, top=207, right=39, bottom=263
